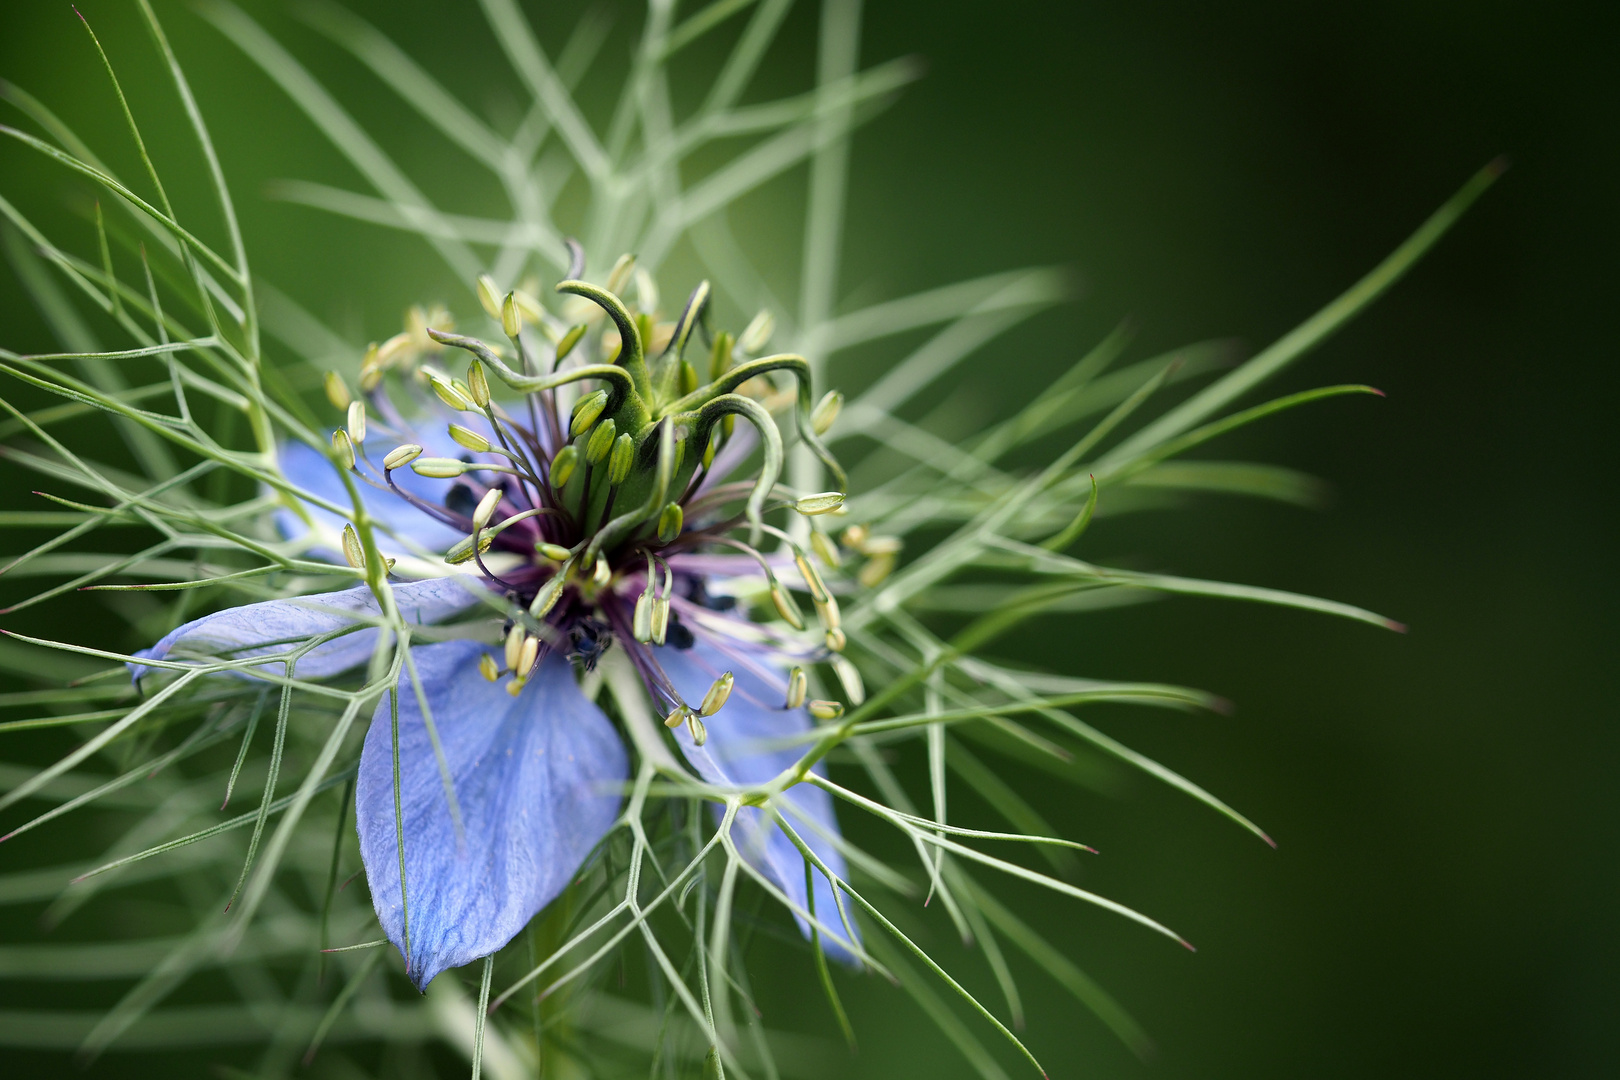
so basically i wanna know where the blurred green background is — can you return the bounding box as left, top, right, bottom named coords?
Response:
left=0, top=1, right=1614, bottom=1077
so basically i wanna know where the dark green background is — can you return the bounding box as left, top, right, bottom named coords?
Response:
left=0, top=1, right=1614, bottom=1077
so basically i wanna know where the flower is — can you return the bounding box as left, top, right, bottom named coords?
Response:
left=132, top=264, right=859, bottom=988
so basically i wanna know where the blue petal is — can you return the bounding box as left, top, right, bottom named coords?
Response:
left=128, top=577, right=484, bottom=682
left=655, top=638, right=861, bottom=963
left=277, top=434, right=467, bottom=556
left=356, top=643, right=628, bottom=990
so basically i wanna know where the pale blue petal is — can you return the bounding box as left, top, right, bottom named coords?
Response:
left=656, top=638, right=861, bottom=963
left=356, top=643, right=628, bottom=990
left=128, top=577, right=484, bottom=682
left=277, top=437, right=465, bottom=555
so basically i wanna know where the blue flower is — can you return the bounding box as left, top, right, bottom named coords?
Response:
left=132, top=274, right=859, bottom=987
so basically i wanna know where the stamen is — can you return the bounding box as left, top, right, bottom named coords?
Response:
left=591, top=556, right=611, bottom=588
left=476, top=274, right=503, bottom=320
left=858, top=553, right=897, bottom=588
left=657, top=503, right=683, bottom=543
left=537, top=542, right=571, bottom=562
left=794, top=492, right=845, bottom=516
left=555, top=324, right=586, bottom=360
left=686, top=713, right=708, bottom=746
left=409, top=458, right=469, bottom=479
left=477, top=653, right=499, bottom=682
left=570, top=390, right=608, bottom=436
left=825, top=627, right=847, bottom=653
left=785, top=667, right=808, bottom=710
left=584, top=418, right=617, bottom=463
left=832, top=655, right=864, bottom=704
left=699, top=672, right=733, bottom=717
left=770, top=580, right=805, bottom=630
left=340, top=524, right=365, bottom=571
left=500, top=292, right=523, bottom=338
left=531, top=561, right=571, bottom=617
left=738, top=309, right=774, bottom=354
left=504, top=624, right=524, bottom=673
left=516, top=634, right=539, bottom=677
left=663, top=704, right=691, bottom=730
left=472, top=488, right=502, bottom=531
left=466, top=361, right=490, bottom=408
left=650, top=597, right=670, bottom=645
left=608, top=433, right=634, bottom=486
left=810, top=530, right=842, bottom=569
left=550, top=445, right=579, bottom=489
left=633, top=591, right=653, bottom=643
left=449, top=424, right=491, bottom=453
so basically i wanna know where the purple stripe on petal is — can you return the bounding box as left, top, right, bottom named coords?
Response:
left=128, top=577, right=485, bottom=682
left=356, top=643, right=628, bottom=990
left=655, top=638, right=861, bottom=964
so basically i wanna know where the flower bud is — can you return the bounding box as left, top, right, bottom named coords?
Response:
left=810, top=390, right=842, bottom=436
left=770, top=581, right=805, bottom=630
left=472, top=487, right=502, bottom=531
left=504, top=624, right=524, bottom=673
left=605, top=253, right=636, bottom=296
left=585, top=417, right=617, bottom=463
left=346, top=400, right=367, bottom=444
left=633, top=590, right=653, bottom=643
left=657, top=502, right=683, bottom=543
left=651, top=596, right=670, bottom=645
left=537, top=542, right=571, bottom=562
left=739, top=309, right=774, bottom=354
left=810, top=530, right=842, bottom=569
left=477, top=274, right=503, bottom=320
left=663, top=704, right=690, bottom=730
left=555, top=324, right=586, bottom=360
left=449, top=424, right=491, bottom=453
left=785, top=667, right=808, bottom=710
left=808, top=699, right=844, bottom=722
left=478, top=653, right=499, bottom=682
left=501, top=292, right=523, bottom=338
left=467, top=360, right=490, bottom=408
left=832, top=655, right=864, bottom=704
left=699, top=672, right=734, bottom=717
left=341, top=524, right=365, bottom=571
left=331, top=429, right=355, bottom=470
left=411, top=457, right=467, bottom=479
left=608, top=432, right=634, bottom=485
left=324, top=371, right=352, bottom=410
left=570, top=389, right=608, bottom=436
left=794, top=491, right=845, bottom=516
left=444, top=532, right=493, bottom=564
left=383, top=443, right=423, bottom=470
left=550, top=445, right=579, bottom=488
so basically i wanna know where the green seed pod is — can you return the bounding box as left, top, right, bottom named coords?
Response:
left=550, top=445, right=579, bottom=489
left=811, top=389, right=843, bottom=436
left=608, top=432, right=635, bottom=485
left=383, top=444, right=423, bottom=470
left=570, top=389, right=608, bottom=436
left=555, top=324, right=586, bottom=360
left=585, top=417, right=617, bottom=463
left=467, top=360, right=490, bottom=408
left=449, top=424, right=491, bottom=452
left=657, top=502, right=684, bottom=543
left=324, top=370, right=352, bottom=410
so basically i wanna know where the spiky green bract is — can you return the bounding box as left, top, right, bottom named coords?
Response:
left=0, top=2, right=1493, bottom=1077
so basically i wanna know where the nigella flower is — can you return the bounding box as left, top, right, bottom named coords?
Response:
left=134, top=259, right=860, bottom=987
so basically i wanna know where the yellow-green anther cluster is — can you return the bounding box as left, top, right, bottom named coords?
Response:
left=449, top=424, right=491, bottom=453
left=585, top=418, right=617, bottom=463
left=411, top=457, right=467, bottom=479
left=570, top=390, right=608, bottom=436
left=608, top=433, right=634, bottom=485
left=383, top=444, right=423, bottom=470
left=550, top=445, right=578, bottom=488
left=699, top=672, right=733, bottom=717
left=811, top=390, right=842, bottom=435
left=332, top=429, right=355, bottom=470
